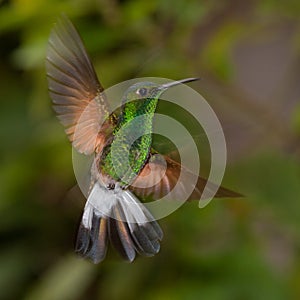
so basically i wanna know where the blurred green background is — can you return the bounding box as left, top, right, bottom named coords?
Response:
left=1, top=0, right=300, bottom=299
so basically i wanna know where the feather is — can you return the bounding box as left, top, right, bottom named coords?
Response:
left=75, top=183, right=163, bottom=263
left=46, top=14, right=114, bottom=155
left=131, top=152, right=243, bottom=201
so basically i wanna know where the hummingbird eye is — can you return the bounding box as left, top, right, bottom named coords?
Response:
left=136, top=87, right=147, bottom=97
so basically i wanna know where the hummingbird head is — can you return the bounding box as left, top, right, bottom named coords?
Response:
left=120, top=78, right=200, bottom=122
left=122, top=81, right=161, bottom=104
left=122, top=78, right=200, bottom=104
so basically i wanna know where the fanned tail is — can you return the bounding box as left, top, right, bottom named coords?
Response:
left=75, top=183, right=163, bottom=263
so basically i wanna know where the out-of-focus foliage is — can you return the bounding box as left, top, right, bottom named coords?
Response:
left=1, top=0, right=300, bottom=299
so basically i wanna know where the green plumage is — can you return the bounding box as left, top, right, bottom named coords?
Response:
left=100, top=83, right=161, bottom=187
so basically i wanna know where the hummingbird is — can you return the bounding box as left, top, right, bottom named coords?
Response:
left=46, top=15, right=241, bottom=263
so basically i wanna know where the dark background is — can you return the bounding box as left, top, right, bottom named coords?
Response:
left=1, top=0, right=300, bottom=299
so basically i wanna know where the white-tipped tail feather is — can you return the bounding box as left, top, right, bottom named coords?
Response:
left=75, top=183, right=163, bottom=263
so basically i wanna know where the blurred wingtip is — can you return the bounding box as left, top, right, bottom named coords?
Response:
left=215, top=185, right=245, bottom=199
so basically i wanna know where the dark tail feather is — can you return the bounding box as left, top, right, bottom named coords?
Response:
left=75, top=183, right=163, bottom=263
left=117, top=194, right=163, bottom=256
left=108, top=205, right=136, bottom=262
left=75, top=210, right=108, bottom=264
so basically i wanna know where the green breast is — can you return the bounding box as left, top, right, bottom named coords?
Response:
left=100, top=98, right=158, bottom=187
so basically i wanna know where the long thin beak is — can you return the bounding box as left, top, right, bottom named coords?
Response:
left=161, top=77, right=200, bottom=89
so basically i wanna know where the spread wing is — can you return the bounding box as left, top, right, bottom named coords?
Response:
left=46, top=14, right=113, bottom=155
left=130, top=151, right=242, bottom=201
